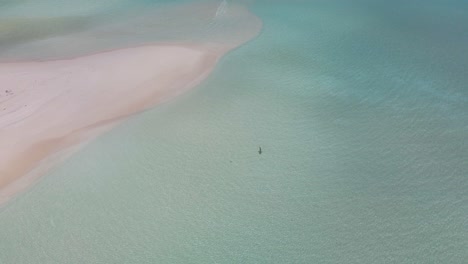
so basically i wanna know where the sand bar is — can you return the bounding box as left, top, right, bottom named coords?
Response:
left=0, top=44, right=226, bottom=204
left=0, top=0, right=262, bottom=205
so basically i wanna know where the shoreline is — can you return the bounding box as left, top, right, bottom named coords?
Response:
left=0, top=43, right=226, bottom=205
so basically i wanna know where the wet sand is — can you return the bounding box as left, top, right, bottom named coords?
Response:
left=0, top=44, right=224, bottom=204
left=0, top=0, right=262, bottom=205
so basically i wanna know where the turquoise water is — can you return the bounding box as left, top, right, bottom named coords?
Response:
left=1, top=0, right=468, bottom=263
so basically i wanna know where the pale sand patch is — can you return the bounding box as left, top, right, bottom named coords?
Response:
left=0, top=1, right=263, bottom=61
left=0, top=0, right=262, bottom=205
left=0, top=44, right=224, bottom=204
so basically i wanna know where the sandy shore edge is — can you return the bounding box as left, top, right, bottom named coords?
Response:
left=0, top=43, right=226, bottom=205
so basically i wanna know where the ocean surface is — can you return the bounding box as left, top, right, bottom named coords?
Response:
left=1, top=0, right=467, bottom=263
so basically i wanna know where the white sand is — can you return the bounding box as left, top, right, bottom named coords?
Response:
left=0, top=0, right=262, bottom=205
left=0, top=44, right=224, bottom=204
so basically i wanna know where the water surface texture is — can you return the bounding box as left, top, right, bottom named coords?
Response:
left=1, top=0, right=467, bottom=263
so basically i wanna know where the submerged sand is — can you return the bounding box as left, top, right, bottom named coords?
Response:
left=0, top=45, right=220, bottom=204
left=0, top=0, right=264, bottom=205
left=0, top=0, right=261, bottom=205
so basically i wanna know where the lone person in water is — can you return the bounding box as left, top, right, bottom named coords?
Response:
left=258, top=146, right=262, bottom=155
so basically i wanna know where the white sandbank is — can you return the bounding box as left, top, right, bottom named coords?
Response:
left=0, top=0, right=262, bottom=205
left=0, top=44, right=224, bottom=204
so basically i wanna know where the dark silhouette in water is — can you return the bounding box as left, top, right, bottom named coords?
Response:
left=258, top=146, right=262, bottom=155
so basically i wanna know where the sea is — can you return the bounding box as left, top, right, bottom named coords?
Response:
left=0, top=0, right=467, bottom=263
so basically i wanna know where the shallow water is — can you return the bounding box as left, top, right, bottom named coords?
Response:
left=1, top=0, right=467, bottom=263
